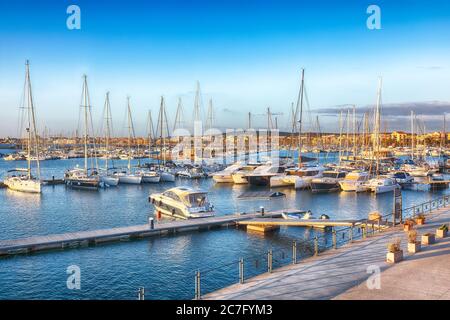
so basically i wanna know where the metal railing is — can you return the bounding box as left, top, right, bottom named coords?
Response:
left=191, top=194, right=450, bottom=299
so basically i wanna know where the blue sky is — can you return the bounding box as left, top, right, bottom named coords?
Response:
left=1, top=0, right=450, bottom=136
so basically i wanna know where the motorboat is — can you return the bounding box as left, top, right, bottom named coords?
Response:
left=231, top=164, right=262, bottom=184
left=387, top=171, right=414, bottom=186
left=310, top=170, right=347, bottom=193
left=212, top=163, right=243, bottom=183
left=177, top=167, right=206, bottom=179
left=338, top=171, right=370, bottom=192
left=246, top=163, right=285, bottom=186
left=365, top=176, right=400, bottom=194
left=271, top=164, right=324, bottom=189
left=281, top=210, right=330, bottom=220
left=149, top=186, right=215, bottom=219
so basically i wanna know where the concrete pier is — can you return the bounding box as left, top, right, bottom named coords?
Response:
left=204, top=206, right=450, bottom=300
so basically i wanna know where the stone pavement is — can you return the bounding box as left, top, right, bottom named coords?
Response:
left=205, top=206, right=450, bottom=300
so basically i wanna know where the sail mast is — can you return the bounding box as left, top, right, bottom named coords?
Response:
left=104, top=92, right=111, bottom=170
left=147, top=110, right=154, bottom=161
left=82, top=75, right=89, bottom=174
left=296, top=68, right=305, bottom=166
left=127, top=96, right=132, bottom=171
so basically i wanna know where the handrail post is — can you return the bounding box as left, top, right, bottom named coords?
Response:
left=350, top=226, right=353, bottom=243
left=195, top=270, right=201, bottom=300
left=267, top=249, right=273, bottom=273
left=239, top=258, right=244, bottom=284
left=137, top=287, right=145, bottom=300
left=292, top=241, right=297, bottom=264
left=314, top=236, right=319, bottom=256
left=332, top=229, right=337, bottom=249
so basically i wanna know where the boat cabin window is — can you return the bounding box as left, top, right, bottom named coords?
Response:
left=186, top=193, right=208, bottom=207
left=163, top=191, right=181, bottom=201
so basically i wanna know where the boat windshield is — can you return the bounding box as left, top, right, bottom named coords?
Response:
left=185, top=193, right=208, bottom=207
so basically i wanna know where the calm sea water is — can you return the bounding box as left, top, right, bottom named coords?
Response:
left=0, top=150, right=448, bottom=299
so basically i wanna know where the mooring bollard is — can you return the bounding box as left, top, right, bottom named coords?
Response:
left=267, top=249, right=273, bottom=273
left=137, top=287, right=145, bottom=300
left=314, top=236, right=319, bottom=256
left=195, top=270, right=201, bottom=300
left=292, top=241, right=297, bottom=264
left=148, top=217, right=154, bottom=230
left=239, top=258, right=244, bottom=284
left=332, top=229, right=337, bottom=249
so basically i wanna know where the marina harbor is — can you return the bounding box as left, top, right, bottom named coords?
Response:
left=1, top=0, right=450, bottom=304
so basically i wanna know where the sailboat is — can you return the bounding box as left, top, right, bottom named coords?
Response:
left=99, top=92, right=119, bottom=187
left=64, top=75, right=102, bottom=190
left=364, top=78, right=400, bottom=194
left=116, top=97, right=143, bottom=184
left=4, top=60, right=42, bottom=193
left=271, top=69, right=322, bottom=188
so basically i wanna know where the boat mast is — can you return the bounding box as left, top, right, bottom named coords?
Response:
left=126, top=96, right=132, bottom=171
left=147, top=110, right=154, bottom=162
left=352, top=105, right=356, bottom=159
left=374, top=77, right=382, bottom=175
left=24, top=60, right=41, bottom=180
left=411, top=110, right=415, bottom=160
left=104, top=92, right=111, bottom=171
left=81, top=75, right=89, bottom=175
left=338, top=110, right=343, bottom=165
left=296, top=68, right=305, bottom=166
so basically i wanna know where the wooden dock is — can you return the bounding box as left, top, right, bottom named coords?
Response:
left=237, top=218, right=360, bottom=228
left=0, top=209, right=295, bottom=257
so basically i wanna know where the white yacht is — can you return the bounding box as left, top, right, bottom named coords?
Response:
left=4, top=169, right=41, bottom=193
left=212, top=163, right=243, bottom=183
left=387, top=171, right=414, bottom=186
left=339, top=171, right=370, bottom=192
left=365, top=176, right=400, bottom=194
left=231, top=164, right=262, bottom=184
left=272, top=164, right=324, bottom=189
left=246, top=163, right=285, bottom=186
left=4, top=61, right=42, bottom=194
left=310, top=170, right=347, bottom=193
left=149, top=187, right=215, bottom=219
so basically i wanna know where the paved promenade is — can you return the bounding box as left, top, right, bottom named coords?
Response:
left=205, top=206, right=450, bottom=300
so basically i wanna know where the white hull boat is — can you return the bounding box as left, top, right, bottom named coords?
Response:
left=117, top=173, right=142, bottom=184
left=4, top=176, right=41, bottom=193
left=101, top=175, right=119, bottom=187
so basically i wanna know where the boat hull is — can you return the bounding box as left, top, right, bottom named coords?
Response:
left=65, top=178, right=100, bottom=191
left=4, top=177, right=41, bottom=193
left=310, top=181, right=340, bottom=193
left=213, top=175, right=233, bottom=183
left=118, top=175, right=142, bottom=184
left=159, top=171, right=175, bottom=182
left=101, top=175, right=119, bottom=187
left=142, top=174, right=161, bottom=183
left=231, top=173, right=248, bottom=184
